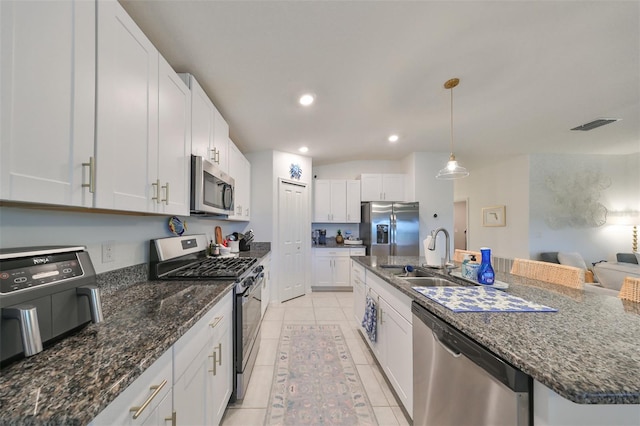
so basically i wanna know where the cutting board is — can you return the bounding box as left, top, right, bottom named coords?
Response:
left=412, top=286, right=557, bottom=313
left=215, top=226, right=223, bottom=244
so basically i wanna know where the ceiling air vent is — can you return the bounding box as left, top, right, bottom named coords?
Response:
left=571, top=118, right=621, bottom=131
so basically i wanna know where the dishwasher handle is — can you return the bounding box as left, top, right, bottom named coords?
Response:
left=432, top=328, right=462, bottom=358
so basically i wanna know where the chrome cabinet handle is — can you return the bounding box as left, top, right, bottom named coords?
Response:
left=210, top=147, right=217, bottom=162
left=130, top=379, right=167, bottom=419
left=215, top=149, right=220, bottom=164
left=161, top=182, right=169, bottom=205
left=208, top=351, right=218, bottom=375
left=165, top=411, right=176, bottom=426
left=209, top=316, right=223, bottom=328
left=152, top=179, right=161, bottom=203
left=82, top=157, right=95, bottom=193
left=217, top=343, right=222, bottom=366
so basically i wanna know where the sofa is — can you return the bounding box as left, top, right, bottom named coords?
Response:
left=592, top=253, right=640, bottom=292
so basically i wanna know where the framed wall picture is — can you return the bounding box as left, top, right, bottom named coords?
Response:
left=482, top=205, right=506, bottom=227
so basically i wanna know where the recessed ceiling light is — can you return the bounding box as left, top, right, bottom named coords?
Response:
left=388, top=134, right=399, bottom=143
left=299, top=94, right=315, bottom=106
left=299, top=146, right=309, bottom=153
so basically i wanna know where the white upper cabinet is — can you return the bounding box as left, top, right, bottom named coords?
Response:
left=313, top=179, right=359, bottom=223
left=156, top=56, right=191, bottom=215
left=346, top=180, right=361, bottom=222
left=95, top=0, right=159, bottom=212
left=212, top=106, right=229, bottom=174
left=1, top=0, right=95, bottom=207
left=228, top=140, right=251, bottom=221
left=360, top=174, right=405, bottom=202
left=184, top=75, right=215, bottom=162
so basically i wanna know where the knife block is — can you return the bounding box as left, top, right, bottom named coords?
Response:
left=239, top=239, right=251, bottom=251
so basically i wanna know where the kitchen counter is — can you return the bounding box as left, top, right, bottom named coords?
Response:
left=0, top=248, right=271, bottom=425
left=353, top=256, right=640, bottom=405
left=312, top=241, right=365, bottom=248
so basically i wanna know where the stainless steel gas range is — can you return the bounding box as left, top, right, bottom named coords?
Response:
left=150, top=234, right=263, bottom=402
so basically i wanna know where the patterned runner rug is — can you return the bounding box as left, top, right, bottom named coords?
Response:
left=265, top=324, right=378, bottom=425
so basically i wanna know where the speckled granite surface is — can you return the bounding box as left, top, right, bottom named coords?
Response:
left=354, top=256, right=640, bottom=405
left=0, top=247, right=271, bottom=425
left=312, top=241, right=365, bottom=249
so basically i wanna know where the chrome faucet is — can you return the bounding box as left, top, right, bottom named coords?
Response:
left=428, top=228, right=454, bottom=269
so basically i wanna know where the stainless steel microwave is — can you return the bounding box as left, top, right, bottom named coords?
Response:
left=190, top=155, right=234, bottom=216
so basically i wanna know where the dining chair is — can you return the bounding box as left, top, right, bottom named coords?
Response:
left=618, top=276, right=640, bottom=303
left=453, top=249, right=481, bottom=263
left=510, top=258, right=584, bottom=289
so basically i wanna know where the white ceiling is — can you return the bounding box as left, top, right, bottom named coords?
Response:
left=120, top=0, right=640, bottom=167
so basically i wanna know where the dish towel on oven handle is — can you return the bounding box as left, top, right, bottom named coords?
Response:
left=362, top=294, right=377, bottom=342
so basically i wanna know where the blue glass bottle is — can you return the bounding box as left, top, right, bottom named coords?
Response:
left=478, top=247, right=495, bottom=285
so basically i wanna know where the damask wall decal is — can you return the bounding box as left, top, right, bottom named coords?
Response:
left=544, top=170, right=610, bottom=228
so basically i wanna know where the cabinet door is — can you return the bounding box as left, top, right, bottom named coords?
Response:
left=333, top=256, right=351, bottom=287
left=187, top=76, right=215, bottom=161
left=360, top=174, right=382, bottom=201
left=313, top=255, right=334, bottom=287
left=95, top=0, right=159, bottom=212
left=1, top=0, right=95, bottom=207
left=313, top=180, right=332, bottom=222
left=173, top=344, right=209, bottom=425
left=382, top=174, right=405, bottom=202
left=352, top=265, right=366, bottom=324
left=346, top=180, right=361, bottom=222
left=241, top=155, right=251, bottom=220
left=379, top=297, right=413, bottom=415
left=330, top=180, right=347, bottom=222
left=157, top=56, right=190, bottom=216
left=212, top=106, right=229, bottom=173
left=209, top=312, right=233, bottom=425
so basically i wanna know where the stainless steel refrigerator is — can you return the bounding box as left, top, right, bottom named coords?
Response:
left=360, top=202, right=419, bottom=257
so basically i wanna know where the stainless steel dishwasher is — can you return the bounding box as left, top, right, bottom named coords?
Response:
left=412, top=302, right=531, bottom=426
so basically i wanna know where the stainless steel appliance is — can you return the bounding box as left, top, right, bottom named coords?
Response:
left=149, top=234, right=262, bottom=402
left=412, top=302, right=531, bottom=426
left=360, top=202, right=419, bottom=256
left=0, top=246, right=103, bottom=366
left=190, top=155, right=235, bottom=216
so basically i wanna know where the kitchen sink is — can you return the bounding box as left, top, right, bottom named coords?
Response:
left=402, top=276, right=460, bottom=287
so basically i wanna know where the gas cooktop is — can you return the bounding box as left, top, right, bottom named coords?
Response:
left=149, top=234, right=257, bottom=281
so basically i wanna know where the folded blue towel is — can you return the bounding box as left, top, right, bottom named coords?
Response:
left=362, top=295, right=377, bottom=342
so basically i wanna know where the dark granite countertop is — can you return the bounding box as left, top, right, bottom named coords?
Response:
left=0, top=247, right=271, bottom=425
left=312, top=241, right=366, bottom=249
left=353, top=255, right=640, bottom=405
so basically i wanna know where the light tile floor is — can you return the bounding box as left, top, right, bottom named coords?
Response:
left=221, top=291, right=410, bottom=426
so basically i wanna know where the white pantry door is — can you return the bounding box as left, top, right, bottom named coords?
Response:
left=278, top=179, right=308, bottom=302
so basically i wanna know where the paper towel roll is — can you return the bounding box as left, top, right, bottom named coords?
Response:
left=423, top=236, right=441, bottom=267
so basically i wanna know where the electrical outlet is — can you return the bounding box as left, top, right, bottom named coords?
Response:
left=102, top=241, right=115, bottom=263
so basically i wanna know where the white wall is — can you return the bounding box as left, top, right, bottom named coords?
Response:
left=0, top=206, right=248, bottom=274
left=529, top=153, right=640, bottom=265
left=455, top=155, right=530, bottom=259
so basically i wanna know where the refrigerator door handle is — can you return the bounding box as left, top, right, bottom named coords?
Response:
left=390, top=214, right=396, bottom=256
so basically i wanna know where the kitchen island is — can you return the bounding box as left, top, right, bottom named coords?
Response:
left=353, top=255, right=640, bottom=424
left=0, top=247, right=270, bottom=425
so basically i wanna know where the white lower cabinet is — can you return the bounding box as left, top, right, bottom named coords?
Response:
left=173, top=291, right=233, bottom=426
left=313, top=247, right=367, bottom=290
left=360, top=272, right=413, bottom=418
left=90, top=349, right=173, bottom=425
left=91, top=291, right=233, bottom=426
left=312, top=248, right=351, bottom=289
left=352, top=261, right=366, bottom=323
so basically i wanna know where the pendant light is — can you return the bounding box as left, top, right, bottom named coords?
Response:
left=436, top=78, right=469, bottom=180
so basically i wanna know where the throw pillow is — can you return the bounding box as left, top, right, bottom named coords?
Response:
left=557, top=252, right=588, bottom=270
